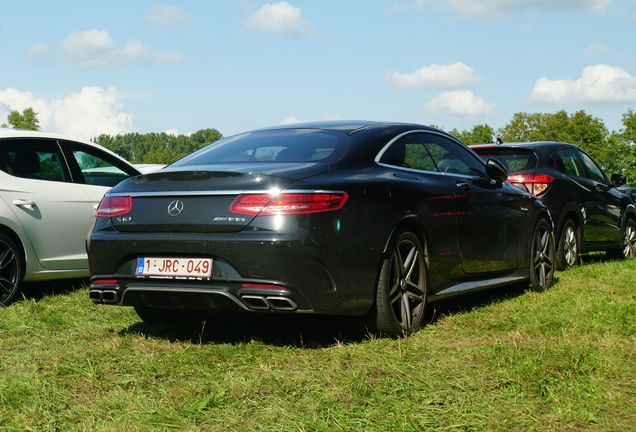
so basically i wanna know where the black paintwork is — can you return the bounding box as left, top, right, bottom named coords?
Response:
left=473, top=142, right=636, bottom=254
left=87, top=123, right=552, bottom=316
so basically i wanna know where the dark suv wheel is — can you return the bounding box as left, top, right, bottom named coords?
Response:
left=556, top=220, right=580, bottom=270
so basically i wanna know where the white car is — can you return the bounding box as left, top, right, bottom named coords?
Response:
left=0, top=128, right=141, bottom=304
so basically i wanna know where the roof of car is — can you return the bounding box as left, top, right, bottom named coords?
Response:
left=0, top=127, right=95, bottom=143
left=471, top=141, right=575, bottom=150
left=250, top=120, right=438, bottom=135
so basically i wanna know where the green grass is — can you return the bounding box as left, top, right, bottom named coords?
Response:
left=1, top=259, right=635, bottom=431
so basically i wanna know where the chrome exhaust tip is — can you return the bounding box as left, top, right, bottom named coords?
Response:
left=101, top=290, right=118, bottom=303
left=241, top=295, right=270, bottom=310
left=89, top=290, right=103, bottom=303
left=265, top=296, right=297, bottom=311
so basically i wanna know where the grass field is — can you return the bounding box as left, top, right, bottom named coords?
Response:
left=0, top=258, right=634, bottom=431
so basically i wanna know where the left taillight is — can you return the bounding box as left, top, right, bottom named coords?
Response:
left=507, top=173, right=554, bottom=196
left=95, top=195, right=132, bottom=217
left=230, top=192, right=348, bottom=216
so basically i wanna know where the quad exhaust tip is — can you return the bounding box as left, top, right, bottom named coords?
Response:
left=241, top=295, right=297, bottom=311
left=89, top=290, right=119, bottom=304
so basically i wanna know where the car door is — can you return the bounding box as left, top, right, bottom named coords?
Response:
left=0, top=138, right=94, bottom=270
left=421, top=133, right=534, bottom=274
left=574, top=149, right=623, bottom=243
left=377, top=132, right=462, bottom=290
left=60, top=140, right=140, bottom=213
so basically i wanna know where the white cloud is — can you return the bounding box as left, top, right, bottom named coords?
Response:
left=145, top=5, right=188, bottom=26
left=426, top=90, right=493, bottom=116
left=279, top=116, right=302, bottom=125
left=530, top=64, right=636, bottom=104
left=164, top=128, right=180, bottom=136
left=385, top=62, right=480, bottom=89
left=245, top=2, right=313, bottom=37
left=28, top=29, right=182, bottom=68
left=0, top=87, right=135, bottom=140
left=402, top=0, right=610, bottom=18
left=583, top=42, right=608, bottom=57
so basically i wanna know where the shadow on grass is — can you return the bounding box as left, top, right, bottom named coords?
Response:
left=20, top=278, right=88, bottom=302
left=118, top=281, right=543, bottom=348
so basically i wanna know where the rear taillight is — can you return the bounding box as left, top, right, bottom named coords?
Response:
left=507, top=173, right=554, bottom=196
left=95, top=195, right=132, bottom=217
left=229, top=192, right=348, bottom=216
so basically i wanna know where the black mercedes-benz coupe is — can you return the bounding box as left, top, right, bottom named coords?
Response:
left=472, top=142, right=636, bottom=269
left=88, top=121, right=556, bottom=336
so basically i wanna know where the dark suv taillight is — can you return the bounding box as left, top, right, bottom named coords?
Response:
left=95, top=195, right=132, bottom=217
left=507, top=173, right=554, bottom=196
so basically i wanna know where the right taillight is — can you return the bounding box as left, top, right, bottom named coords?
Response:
left=507, top=173, right=554, bottom=196
left=95, top=195, right=132, bottom=217
left=229, top=192, right=348, bottom=216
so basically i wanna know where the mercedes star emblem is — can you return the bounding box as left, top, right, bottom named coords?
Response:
left=167, top=200, right=184, bottom=216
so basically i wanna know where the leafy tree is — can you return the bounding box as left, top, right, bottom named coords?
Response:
left=94, top=128, right=223, bottom=165
left=1, top=107, right=40, bottom=130
left=449, top=124, right=495, bottom=144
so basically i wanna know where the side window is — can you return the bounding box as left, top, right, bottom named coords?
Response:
left=65, top=142, right=137, bottom=187
left=379, top=134, right=438, bottom=172
left=0, top=139, right=69, bottom=182
left=553, top=148, right=583, bottom=176
left=422, top=134, right=486, bottom=177
left=578, top=151, right=606, bottom=183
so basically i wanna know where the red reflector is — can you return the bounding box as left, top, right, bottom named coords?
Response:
left=507, top=173, right=554, bottom=196
left=230, top=192, right=348, bottom=216
left=241, top=283, right=283, bottom=290
left=95, top=195, right=132, bottom=217
left=91, top=279, right=119, bottom=285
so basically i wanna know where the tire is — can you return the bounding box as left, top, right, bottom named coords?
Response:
left=556, top=220, right=580, bottom=271
left=609, top=218, right=636, bottom=260
left=529, top=218, right=556, bottom=292
left=370, top=229, right=428, bottom=337
left=134, top=305, right=198, bottom=326
left=0, top=233, right=24, bottom=306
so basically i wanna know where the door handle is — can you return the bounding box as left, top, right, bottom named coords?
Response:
left=595, top=184, right=607, bottom=192
left=456, top=182, right=471, bottom=191
left=12, top=199, right=36, bottom=210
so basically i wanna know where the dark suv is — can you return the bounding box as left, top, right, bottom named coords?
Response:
left=472, top=142, right=636, bottom=268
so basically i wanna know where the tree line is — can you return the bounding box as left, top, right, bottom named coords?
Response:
left=2, top=107, right=635, bottom=183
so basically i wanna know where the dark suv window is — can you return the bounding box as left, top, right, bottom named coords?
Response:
left=577, top=150, right=607, bottom=183
left=473, top=147, right=538, bottom=172
left=0, top=139, right=69, bottom=182
left=553, top=148, right=584, bottom=177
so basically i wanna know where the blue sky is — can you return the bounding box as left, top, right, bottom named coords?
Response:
left=1, top=0, right=635, bottom=139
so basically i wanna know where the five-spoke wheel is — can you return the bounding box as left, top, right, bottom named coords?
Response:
left=372, top=230, right=427, bottom=337
left=621, top=219, right=636, bottom=259
left=530, top=219, right=555, bottom=292
left=0, top=233, right=23, bottom=306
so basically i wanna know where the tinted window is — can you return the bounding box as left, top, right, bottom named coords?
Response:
left=422, top=134, right=485, bottom=177
left=64, top=142, right=137, bottom=187
left=380, top=134, right=437, bottom=171
left=553, top=148, right=584, bottom=177
left=173, top=129, right=347, bottom=167
left=473, top=148, right=538, bottom=172
left=578, top=151, right=606, bottom=183
left=0, top=139, right=69, bottom=182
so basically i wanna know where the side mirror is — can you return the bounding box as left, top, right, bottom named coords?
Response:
left=611, top=173, right=627, bottom=187
left=486, top=158, right=508, bottom=182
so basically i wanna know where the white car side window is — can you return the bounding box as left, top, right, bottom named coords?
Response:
left=0, top=139, right=69, bottom=182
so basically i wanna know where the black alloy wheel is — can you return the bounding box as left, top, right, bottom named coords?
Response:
left=556, top=220, right=580, bottom=270
left=372, top=230, right=428, bottom=337
left=0, top=233, right=23, bottom=306
left=529, top=219, right=555, bottom=292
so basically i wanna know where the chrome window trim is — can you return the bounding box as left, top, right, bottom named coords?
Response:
left=110, top=189, right=347, bottom=197
left=374, top=129, right=486, bottom=179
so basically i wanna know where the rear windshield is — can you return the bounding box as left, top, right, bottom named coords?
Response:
left=172, top=129, right=349, bottom=167
left=472, top=147, right=538, bottom=172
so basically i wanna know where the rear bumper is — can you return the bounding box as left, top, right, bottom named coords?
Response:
left=87, top=229, right=381, bottom=316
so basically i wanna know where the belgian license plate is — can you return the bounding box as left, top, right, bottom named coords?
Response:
left=136, top=257, right=213, bottom=279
